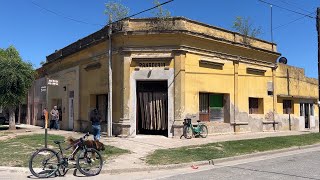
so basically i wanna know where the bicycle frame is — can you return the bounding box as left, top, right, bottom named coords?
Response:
left=186, top=122, right=202, bottom=134
left=42, top=137, right=88, bottom=176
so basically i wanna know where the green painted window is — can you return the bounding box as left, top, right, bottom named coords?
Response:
left=209, top=94, right=223, bottom=108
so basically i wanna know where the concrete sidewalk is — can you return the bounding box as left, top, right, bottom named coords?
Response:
left=0, top=124, right=317, bottom=174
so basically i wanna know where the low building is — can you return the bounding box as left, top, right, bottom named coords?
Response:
left=27, top=17, right=318, bottom=137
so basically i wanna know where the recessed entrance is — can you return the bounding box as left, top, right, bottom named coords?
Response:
left=136, top=81, right=168, bottom=136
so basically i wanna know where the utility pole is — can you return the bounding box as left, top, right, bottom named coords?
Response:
left=270, top=5, right=273, bottom=43
left=107, top=15, right=113, bottom=137
left=287, top=69, right=291, bottom=131
left=317, top=8, right=320, bottom=132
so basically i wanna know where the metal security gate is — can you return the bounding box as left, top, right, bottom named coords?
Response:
left=136, top=81, right=168, bottom=136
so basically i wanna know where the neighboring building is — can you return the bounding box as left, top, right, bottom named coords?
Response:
left=27, top=17, right=318, bottom=137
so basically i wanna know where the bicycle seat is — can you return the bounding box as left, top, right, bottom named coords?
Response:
left=54, top=140, right=65, bottom=144
left=197, top=120, right=201, bottom=123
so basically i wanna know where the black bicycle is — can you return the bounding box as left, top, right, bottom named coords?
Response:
left=29, top=132, right=103, bottom=178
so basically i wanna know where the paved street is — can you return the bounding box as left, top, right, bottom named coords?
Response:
left=161, top=147, right=320, bottom=180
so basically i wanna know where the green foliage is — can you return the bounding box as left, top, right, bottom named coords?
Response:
left=233, top=16, right=262, bottom=45
left=150, top=0, right=172, bottom=30
left=104, top=0, right=129, bottom=22
left=0, top=46, right=35, bottom=108
left=146, top=133, right=320, bottom=165
left=152, top=0, right=171, bottom=18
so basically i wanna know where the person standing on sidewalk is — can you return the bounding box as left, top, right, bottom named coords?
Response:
left=50, top=106, right=59, bottom=130
left=41, top=108, right=48, bottom=128
left=90, top=108, right=101, bottom=140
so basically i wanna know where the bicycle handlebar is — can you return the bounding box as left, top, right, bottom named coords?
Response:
left=79, top=132, right=90, bottom=141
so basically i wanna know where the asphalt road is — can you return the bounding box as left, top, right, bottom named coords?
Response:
left=161, top=149, right=320, bottom=180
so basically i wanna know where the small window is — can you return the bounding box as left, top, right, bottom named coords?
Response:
left=267, top=82, right=273, bottom=96
left=283, top=100, right=292, bottom=114
left=249, top=97, right=264, bottom=114
left=311, top=104, right=314, bottom=116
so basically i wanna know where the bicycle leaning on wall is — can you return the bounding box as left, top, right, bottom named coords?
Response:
left=29, top=132, right=103, bottom=178
left=181, top=118, right=208, bottom=139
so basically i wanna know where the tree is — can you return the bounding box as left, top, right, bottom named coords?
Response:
left=232, top=17, right=262, bottom=45
left=151, top=0, right=172, bottom=30
left=152, top=0, right=171, bottom=18
left=104, top=0, right=129, bottom=22
left=0, top=46, right=35, bottom=130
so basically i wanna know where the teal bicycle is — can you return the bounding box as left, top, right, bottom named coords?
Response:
left=181, top=118, right=208, bottom=139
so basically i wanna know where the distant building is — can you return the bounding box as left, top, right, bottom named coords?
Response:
left=27, top=17, right=318, bottom=137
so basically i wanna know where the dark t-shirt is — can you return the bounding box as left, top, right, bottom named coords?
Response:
left=90, top=110, right=101, bottom=125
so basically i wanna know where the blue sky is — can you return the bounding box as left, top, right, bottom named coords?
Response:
left=0, top=0, right=318, bottom=77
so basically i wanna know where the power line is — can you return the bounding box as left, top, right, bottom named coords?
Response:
left=30, top=0, right=174, bottom=28
left=109, top=0, right=174, bottom=25
left=278, top=0, right=313, bottom=14
left=30, top=0, right=104, bottom=27
left=273, top=11, right=316, bottom=30
left=258, top=0, right=316, bottom=19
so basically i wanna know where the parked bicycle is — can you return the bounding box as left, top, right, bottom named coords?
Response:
left=181, top=118, right=208, bottom=139
left=29, top=132, right=103, bottom=178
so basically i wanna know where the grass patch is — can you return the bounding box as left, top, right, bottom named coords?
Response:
left=102, top=145, right=130, bottom=158
left=0, top=131, right=13, bottom=137
left=146, top=133, right=320, bottom=165
left=0, top=134, right=129, bottom=167
left=0, top=134, right=64, bottom=167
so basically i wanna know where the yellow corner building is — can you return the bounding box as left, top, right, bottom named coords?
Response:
left=27, top=17, right=318, bottom=137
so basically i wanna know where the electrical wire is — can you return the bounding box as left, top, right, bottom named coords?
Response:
left=258, top=0, right=316, bottom=19
left=30, top=0, right=174, bottom=28
left=108, top=0, right=174, bottom=25
left=273, top=11, right=316, bottom=30
left=278, top=0, right=313, bottom=14
left=30, top=0, right=105, bottom=27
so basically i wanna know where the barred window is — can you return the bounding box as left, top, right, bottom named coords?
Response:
left=283, top=100, right=292, bottom=114
left=249, top=98, right=263, bottom=114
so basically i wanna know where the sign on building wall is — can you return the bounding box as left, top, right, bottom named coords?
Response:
left=48, top=79, right=59, bottom=86
left=138, top=62, right=166, bottom=68
left=40, top=86, right=47, bottom=92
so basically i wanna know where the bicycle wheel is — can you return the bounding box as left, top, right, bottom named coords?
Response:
left=183, top=125, right=193, bottom=139
left=29, top=148, right=60, bottom=178
left=76, top=148, right=103, bottom=176
left=199, top=125, right=208, bottom=138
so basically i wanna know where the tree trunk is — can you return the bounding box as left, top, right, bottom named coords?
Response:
left=8, top=107, right=16, bottom=130
left=17, top=105, right=21, bottom=125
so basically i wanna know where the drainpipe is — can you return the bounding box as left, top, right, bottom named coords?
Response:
left=107, top=16, right=113, bottom=137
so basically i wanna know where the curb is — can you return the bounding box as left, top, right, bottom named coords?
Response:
left=2, top=143, right=320, bottom=175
